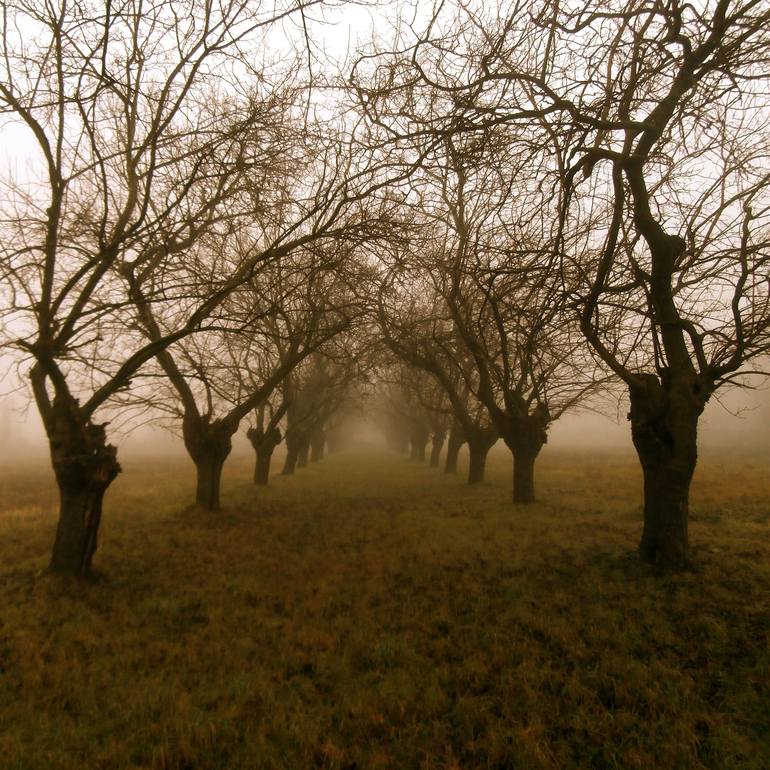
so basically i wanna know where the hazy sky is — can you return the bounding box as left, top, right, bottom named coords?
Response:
left=1, top=1, right=768, bottom=463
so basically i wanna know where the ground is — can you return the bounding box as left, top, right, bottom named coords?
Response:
left=0, top=445, right=768, bottom=769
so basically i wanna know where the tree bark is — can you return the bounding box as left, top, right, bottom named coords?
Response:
left=464, top=426, right=497, bottom=484
left=310, top=429, right=325, bottom=462
left=194, top=452, right=226, bottom=511
left=247, top=426, right=281, bottom=486
left=184, top=416, right=234, bottom=511
left=511, top=446, right=537, bottom=503
left=628, top=374, right=703, bottom=569
left=47, top=395, right=121, bottom=576
left=429, top=430, right=446, bottom=468
left=297, top=438, right=310, bottom=468
left=444, top=424, right=465, bottom=474
left=467, top=442, right=488, bottom=484
left=253, top=446, right=273, bottom=485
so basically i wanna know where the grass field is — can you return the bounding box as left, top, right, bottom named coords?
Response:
left=0, top=445, right=769, bottom=769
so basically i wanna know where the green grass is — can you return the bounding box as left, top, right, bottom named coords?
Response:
left=0, top=446, right=769, bottom=769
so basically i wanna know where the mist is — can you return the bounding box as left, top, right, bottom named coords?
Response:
left=2, top=0, right=769, bottom=766
left=2, top=382, right=768, bottom=467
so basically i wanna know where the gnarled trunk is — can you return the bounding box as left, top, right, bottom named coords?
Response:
left=184, top=417, right=234, bottom=511
left=465, top=427, right=497, bottom=485
left=47, top=395, right=121, bottom=576
left=629, top=375, right=703, bottom=569
left=247, top=426, right=281, bottom=486
left=503, top=418, right=547, bottom=504
left=429, top=430, right=446, bottom=468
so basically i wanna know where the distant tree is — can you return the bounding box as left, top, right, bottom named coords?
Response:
left=0, top=0, right=292, bottom=573
left=354, top=0, right=770, bottom=566
left=246, top=395, right=287, bottom=486
left=377, top=283, right=498, bottom=483
left=134, top=244, right=356, bottom=510
left=432, top=134, right=605, bottom=503
left=280, top=339, right=367, bottom=473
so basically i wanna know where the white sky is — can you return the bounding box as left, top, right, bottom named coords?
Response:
left=0, top=0, right=768, bottom=459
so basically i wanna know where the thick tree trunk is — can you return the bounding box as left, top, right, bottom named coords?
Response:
left=46, top=395, right=121, bottom=576
left=467, top=442, right=488, bottom=484
left=184, top=416, right=234, bottom=512
left=628, top=374, right=703, bottom=570
left=254, top=446, right=274, bottom=485
left=512, top=447, right=537, bottom=503
left=638, top=463, right=692, bottom=568
left=194, top=452, right=226, bottom=510
left=429, top=431, right=446, bottom=468
left=444, top=426, right=464, bottom=474
left=247, top=426, right=281, bottom=486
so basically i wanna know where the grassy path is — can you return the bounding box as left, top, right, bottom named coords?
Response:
left=0, top=449, right=769, bottom=769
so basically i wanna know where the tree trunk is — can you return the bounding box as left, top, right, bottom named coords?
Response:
left=512, top=446, right=537, bottom=503
left=310, top=429, right=325, bottom=462
left=254, top=446, right=274, bottom=485
left=195, top=452, right=226, bottom=510
left=628, top=374, right=703, bottom=570
left=46, top=395, right=121, bottom=576
left=184, top=416, right=234, bottom=512
left=429, top=431, right=446, bottom=468
left=283, top=445, right=299, bottom=475
left=297, top=439, right=310, bottom=468
left=467, top=442, right=488, bottom=484
left=444, top=426, right=464, bottom=474
left=247, top=426, right=281, bottom=486
left=638, top=462, right=693, bottom=568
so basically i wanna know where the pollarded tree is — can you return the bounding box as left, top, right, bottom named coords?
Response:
left=353, top=0, right=770, bottom=567
left=0, top=0, right=302, bottom=574
left=377, top=273, right=498, bottom=483
left=432, top=133, right=606, bottom=503
left=547, top=0, right=770, bottom=567
left=134, top=241, right=356, bottom=510
left=246, top=396, right=288, bottom=486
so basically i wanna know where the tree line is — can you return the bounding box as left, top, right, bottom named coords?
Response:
left=1, top=0, right=769, bottom=575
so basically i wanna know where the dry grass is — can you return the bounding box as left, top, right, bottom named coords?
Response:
left=0, top=445, right=768, bottom=769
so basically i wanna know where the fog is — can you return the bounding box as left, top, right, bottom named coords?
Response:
left=2, top=383, right=767, bottom=467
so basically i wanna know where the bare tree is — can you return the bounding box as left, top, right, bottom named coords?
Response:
left=0, top=0, right=296, bottom=573
left=354, top=0, right=770, bottom=567
left=134, top=242, right=356, bottom=509
left=0, top=0, right=419, bottom=573
left=377, top=277, right=499, bottom=483
left=280, top=336, right=368, bottom=473
left=434, top=134, right=605, bottom=503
